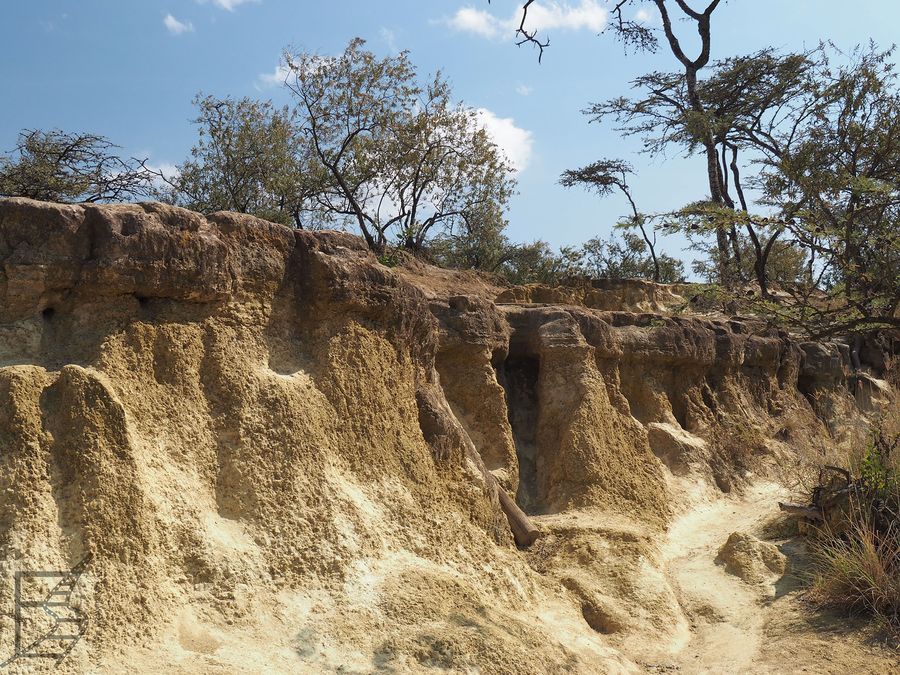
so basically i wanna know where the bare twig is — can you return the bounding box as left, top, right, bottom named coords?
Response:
left=490, top=1, right=550, bottom=62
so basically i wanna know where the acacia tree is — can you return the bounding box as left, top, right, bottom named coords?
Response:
left=559, top=158, right=666, bottom=281
left=0, top=129, right=157, bottom=203
left=686, top=48, right=820, bottom=297
left=170, top=95, right=319, bottom=228
left=758, top=46, right=900, bottom=334
left=511, top=0, right=732, bottom=279
left=571, top=46, right=825, bottom=297
left=639, top=45, right=900, bottom=333
left=283, top=38, right=514, bottom=251
left=506, top=2, right=898, bottom=333
left=509, top=0, right=814, bottom=288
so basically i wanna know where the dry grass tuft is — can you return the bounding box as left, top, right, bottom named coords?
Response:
left=808, top=510, right=900, bottom=632
left=807, top=413, right=900, bottom=635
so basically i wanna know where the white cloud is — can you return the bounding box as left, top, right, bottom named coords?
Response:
left=523, top=0, right=607, bottom=32
left=196, top=0, right=260, bottom=11
left=138, top=160, right=180, bottom=195
left=475, top=108, right=533, bottom=173
left=380, top=27, right=399, bottom=53
left=163, top=14, right=194, bottom=35
left=149, top=162, right=180, bottom=189
left=446, top=1, right=607, bottom=39
left=40, top=13, right=69, bottom=33
left=447, top=7, right=501, bottom=38
left=516, top=83, right=534, bottom=96
left=255, top=63, right=291, bottom=90
left=635, top=7, right=657, bottom=24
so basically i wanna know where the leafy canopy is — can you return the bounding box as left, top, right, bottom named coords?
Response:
left=171, top=95, right=316, bottom=228
left=283, top=38, right=516, bottom=251
left=0, top=129, right=157, bottom=203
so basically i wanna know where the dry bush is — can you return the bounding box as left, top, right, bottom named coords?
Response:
left=807, top=415, right=900, bottom=635
left=808, top=507, right=900, bottom=634
left=777, top=456, right=825, bottom=505
left=772, top=411, right=833, bottom=503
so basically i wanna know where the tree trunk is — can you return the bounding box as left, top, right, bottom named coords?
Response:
left=688, top=71, right=732, bottom=284
left=703, top=136, right=732, bottom=282
left=654, top=0, right=730, bottom=284
left=754, top=254, right=768, bottom=298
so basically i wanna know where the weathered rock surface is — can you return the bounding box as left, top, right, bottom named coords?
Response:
left=716, top=532, right=788, bottom=584
left=646, top=422, right=708, bottom=475
left=495, top=278, right=686, bottom=313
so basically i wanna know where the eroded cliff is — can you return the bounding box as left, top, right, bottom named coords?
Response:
left=0, top=199, right=894, bottom=673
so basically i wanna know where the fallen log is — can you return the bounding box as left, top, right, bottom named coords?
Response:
left=496, top=482, right=541, bottom=547
left=415, top=380, right=541, bottom=548
left=819, top=486, right=855, bottom=510
left=778, top=502, right=824, bottom=521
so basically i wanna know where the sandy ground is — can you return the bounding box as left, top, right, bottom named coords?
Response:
left=628, top=481, right=900, bottom=674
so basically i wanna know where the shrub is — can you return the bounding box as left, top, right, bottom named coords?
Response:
left=808, top=509, right=900, bottom=633
left=807, top=421, right=900, bottom=634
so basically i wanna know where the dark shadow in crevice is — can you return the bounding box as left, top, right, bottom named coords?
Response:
left=497, top=352, right=542, bottom=514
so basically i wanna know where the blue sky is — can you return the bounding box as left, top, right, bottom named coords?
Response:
left=1, top=1, right=896, bottom=263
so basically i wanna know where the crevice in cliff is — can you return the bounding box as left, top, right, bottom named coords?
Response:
left=497, top=352, right=542, bottom=514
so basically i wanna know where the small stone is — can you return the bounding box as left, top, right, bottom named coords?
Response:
left=715, top=532, right=787, bottom=584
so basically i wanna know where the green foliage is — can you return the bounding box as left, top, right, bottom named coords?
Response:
left=570, top=232, right=685, bottom=283
left=434, top=230, right=684, bottom=286
left=0, top=129, right=157, bottom=203
left=429, top=216, right=514, bottom=273
left=590, top=42, right=900, bottom=332
left=496, top=240, right=570, bottom=285
left=859, top=447, right=892, bottom=494
left=759, top=46, right=900, bottom=333
left=164, top=38, right=515, bottom=255
left=674, top=204, right=807, bottom=286
left=377, top=249, right=402, bottom=268
left=170, top=95, right=315, bottom=227
left=559, top=158, right=635, bottom=197
left=857, top=426, right=900, bottom=497
left=283, top=38, right=515, bottom=251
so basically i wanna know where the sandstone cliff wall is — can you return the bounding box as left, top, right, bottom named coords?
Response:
left=0, top=198, right=887, bottom=673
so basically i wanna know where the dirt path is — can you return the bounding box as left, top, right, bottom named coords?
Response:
left=656, top=481, right=899, bottom=674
